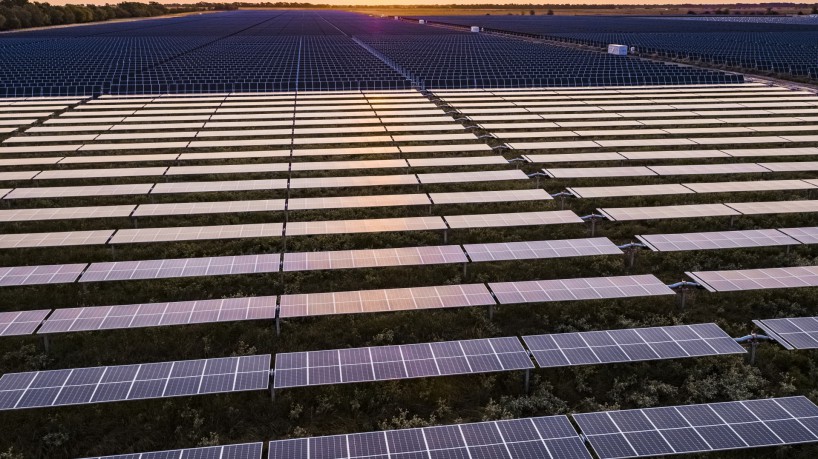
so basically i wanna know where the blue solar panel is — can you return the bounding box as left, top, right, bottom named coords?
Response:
left=268, top=415, right=592, bottom=459
left=81, top=442, right=263, bottom=459
left=0, top=10, right=743, bottom=96
left=422, top=15, right=816, bottom=81
left=273, top=337, right=533, bottom=389
left=573, top=396, right=818, bottom=458
left=0, top=355, right=270, bottom=410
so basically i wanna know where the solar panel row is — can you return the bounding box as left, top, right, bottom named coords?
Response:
left=0, top=355, right=270, bottom=410
left=84, top=396, right=818, bottom=459
left=0, top=210, right=578, bottom=246
left=273, top=336, right=533, bottom=388
left=570, top=179, right=816, bottom=198
left=598, top=200, right=818, bottom=222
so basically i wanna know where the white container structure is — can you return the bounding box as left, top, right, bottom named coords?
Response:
left=471, top=26, right=480, bottom=33
left=419, top=19, right=426, bottom=25
left=608, top=44, right=628, bottom=56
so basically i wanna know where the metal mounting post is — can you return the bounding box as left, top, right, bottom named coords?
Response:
left=523, top=368, right=530, bottom=394
left=42, top=335, right=50, bottom=353
left=462, top=262, right=468, bottom=279
left=527, top=172, right=548, bottom=189
left=269, top=371, right=276, bottom=402
left=487, top=303, right=494, bottom=320
left=442, top=229, right=448, bottom=244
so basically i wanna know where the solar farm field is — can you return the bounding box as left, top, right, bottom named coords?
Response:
left=423, top=15, right=818, bottom=83
left=2, top=9, right=818, bottom=459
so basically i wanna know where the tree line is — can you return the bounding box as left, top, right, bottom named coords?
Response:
left=0, top=0, right=237, bottom=32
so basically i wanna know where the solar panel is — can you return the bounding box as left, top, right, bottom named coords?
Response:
left=290, top=159, right=407, bottom=171
left=525, top=152, right=627, bottom=163
left=464, top=238, right=622, bottom=262
left=179, top=150, right=290, bottom=161
left=283, top=245, right=467, bottom=272
left=523, top=323, right=745, bottom=369
left=0, top=230, right=114, bottom=249
left=35, top=167, right=168, bottom=180
left=416, top=170, right=528, bottom=184
left=726, top=200, right=818, bottom=215
left=0, top=171, right=40, bottom=181
left=780, top=227, right=818, bottom=244
left=574, top=396, right=818, bottom=459
left=289, top=175, right=418, bottom=189
left=4, top=184, right=153, bottom=200
left=110, top=224, right=283, bottom=244
left=753, top=317, right=818, bottom=350
left=686, top=266, right=818, bottom=292
left=648, top=163, right=770, bottom=175
left=39, top=296, right=277, bottom=334
left=444, top=211, right=583, bottom=229
left=430, top=189, right=552, bottom=204
left=279, top=283, right=495, bottom=318
left=637, top=229, right=799, bottom=252
left=489, top=275, right=675, bottom=305
left=79, top=254, right=280, bottom=283
left=273, top=336, right=532, bottom=389
left=683, top=180, right=816, bottom=193
left=268, top=415, right=590, bottom=459
left=286, top=216, right=447, bottom=236
left=568, top=184, right=694, bottom=199
left=133, top=200, right=284, bottom=217
left=83, top=442, right=264, bottom=459
left=618, top=149, right=729, bottom=160
left=406, top=156, right=508, bottom=167
left=399, top=144, right=492, bottom=154
left=287, top=194, right=430, bottom=211
left=60, top=154, right=180, bottom=164
left=0, top=354, right=270, bottom=410
left=598, top=204, right=739, bottom=222
left=151, top=179, right=286, bottom=194
left=0, top=310, right=50, bottom=336
left=291, top=146, right=400, bottom=157
left=543, top=166, right=655, bottom=179
left=0, top=263, right=87, bottom=287
left=166, top=163, right=290, bottom=176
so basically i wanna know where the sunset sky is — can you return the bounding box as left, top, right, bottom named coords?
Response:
left=49, top=0, right=794, bottom=5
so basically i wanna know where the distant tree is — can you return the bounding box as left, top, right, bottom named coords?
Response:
left=798, top=10, right=804, bottom=15
left=812, top=5, right=818, bottom=14
left=547, top=9, right=554, bottom=15
left=529, top=9, right=535, bottom=15
left=686, top=10, right=696, bottom=15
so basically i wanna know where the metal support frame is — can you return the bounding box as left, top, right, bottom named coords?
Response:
left=527, top=172, right=548, bottom=189
left=269, top=371, right=276, bottom=402
left=617, top=242, right=648, bottom=268
left=550, top=191, right=573, bottom=210
left=734, top=333, right=774, bottom=365
left=580, top=213, right=605, bottom=237
left=667, top=281, right=702, bottom=309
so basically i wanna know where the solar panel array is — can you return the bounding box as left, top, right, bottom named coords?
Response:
left=267, top=415, right=592, bottom=459
left=3, top=18, right=818, bottom=458
left=0, top=11, right=741, bottom=96
left=38, top=297, right=278, bottom=334
left=0, top=355, right=270, bottom=410
left=574, top=396, right=818, bottom=459
left=85, top=443, right=264, bottom=459
left=273, top=336, right=533, bottom=388
left=489, top=275, right=675, bottom=305
left=523, top=323, right=745, bottom=368
left=687, top=266, right=818, bottom=292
